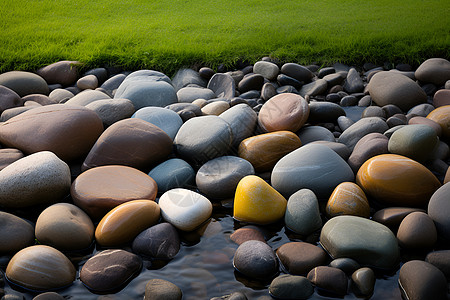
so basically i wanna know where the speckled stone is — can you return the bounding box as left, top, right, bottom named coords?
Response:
left=233, top=240, right=278, bottom=280
left=276, top=242, right=328, bottom=275
left=0, top=212, right=35, bottom=255
left=269, top=275, right=314, bottom=300
left=284, top=189, right=322, bottom=236
left=144, top=279, right=182, bottom=300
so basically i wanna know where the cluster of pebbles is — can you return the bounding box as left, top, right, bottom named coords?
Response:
left=0, top=57, right=449, bottom=300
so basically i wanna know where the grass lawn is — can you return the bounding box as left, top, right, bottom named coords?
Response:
left=0, top=0, right=449, bottom=74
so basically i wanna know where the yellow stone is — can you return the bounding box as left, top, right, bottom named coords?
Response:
left=233, top=175, right=287, bottom=224
left=427, top=105, right=450, bottom=138
left=326, top=182, right=370, bottom=218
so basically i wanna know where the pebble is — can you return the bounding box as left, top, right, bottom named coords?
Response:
left=309, top=141, right=351, bottom=160
left=351, top=267, right=375, bottom=297
left=48, top=88, right=74, bottom=103
left=343, top=68, right=364, bottom=93
left=230, top=226, right=266, bottom=245
left=425, top=250, right=450, bottom=278
left=372, top=207, right=425, bottom=233
left=0, top=212, right=35, bottom=255
left=408, top=115, right=442, bottom=136
left=36, top=60, right=80, bottom=86
left=64, top=89, right=110, bottom=106
left=233, top=240, right=278, bottom=280
left=100, top=73, right=127, bottom=94
left=144, top=279, right=183, bottom=300
left=269, top=275, right=314, bottom=300
left=76, top=74, right=98, bottom=90
left=80, top=249, right=142, bottom=292
left=219, top=103, right=257, bottom=147
left=280, top=63, right=313, bottom=83
left=415, top=57, right=450, bottom=86
left=338, top=117, right=389, bottom=150
left=297, top=125, right=335, bottom=144
left=329, top=258, right=360, bottom=275
left=0, top=71, right=49, bottom=97
left=207, top=73, right=236, bottom=99
left=433, top=89, right=450, bottom=107
left=308, top=101, right=345, bottom=124
left=132, top=106, right=183, bottom=140
left=428, top=182, right=450, bottom=241
left=172, top=68, right=207, bottom=91
left=326, top=182, right=370, bottom=218
left=177, top=86, right=215, bottom=103
left=277, top=74, right=302, bottom=89
left=299, top=78, right=327, bottom=97
left=22, top=94, right=55, bottom=106
left=427, top=105, right=450, bottom=138
left=0, top=86, right=22, bottom=113
left=132, top=222, right=180, bottom=260
left=396, top=211, right=437, bottom=249
left=307, top=266, right=348, bottom=296
left=284, top=189, right=322, bottom=236
left=261, top=82, right=277, bottom=101
left=253, top=61, right=279, bottom=81
left=276, top=241, right=328, bottom=275
left=148, top=158, right=195, bottom=193
left=201, top=100, right=230, bottom=115
left=6, top=245, right=76, bottom=291
left=85, top=98, right=135, bottom=127
left=347, top=132, right=389, bottom=173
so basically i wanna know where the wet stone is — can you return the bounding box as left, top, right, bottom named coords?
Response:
left=276, top=242, right=328, bottom=275
left=132, top=222, right=180, bottom=260
left=309, top=141, right=351, bottom=160
left=284, top=189, right=322, bottom=236
left=427, top=105, right=450, bottom=139
left=269, top=275, right=314, bottom=300
left=396, top=211, right=437, bottom=250
left=351, top=267, right=375, bottom=297
left=230, top=226, right=266, bottom=245
left=233, top=240, right=278, bottom=280
left=144, top=279, right=183, bottom=300
left=308, top=101, right=345, bottom=124
left=372, top=207, right=425, bottom=233
left=347, top=132, right=389, bottom=173
left=307, top=266, right=348, bottom=296
left=148, top=158, right=195, bottom=193
left=329, top=258, right=360, bottom=275
left=326, top=182, right=370, bottom=218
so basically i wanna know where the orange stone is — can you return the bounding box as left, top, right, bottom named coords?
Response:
left=356, top=154, right=441, bottom=207
left=326, top=182, right=370, bottom=218
left=427, top=105, right=450, bottom=139
left=238, top=131, right=302, bottom=172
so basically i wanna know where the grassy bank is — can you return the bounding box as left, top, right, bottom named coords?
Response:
left=0, top=0, right=449, bottom=75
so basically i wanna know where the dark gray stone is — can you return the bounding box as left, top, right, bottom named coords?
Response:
left=347, top=132, right=389, bottom=173
left=148, top=158, right=195, bottom=193
left=329, top=258, right=360, bottom=275
left=238, top=74, right=264, bottom=93
left=233, top=240, right=278, bottom=280
left=207, top=73, right=236, bottom=99
left=281, top=63, right=313, bottom=83
left=277, top=74, right=302, bottom=89
left=172, top=68, right=207, bottom=91
left=132, top=223, right=180, bottom=260
left=308, top=101, right=345, bottom=124
left=276, top=242, right=328, bottom=275
left=307, top=266, right=348, bottom=296
left=428, top=182, right=450, bottom=242
left=343, top=68, right=364, bottom=93
left=425, top=250, right=450, bottom=278
left=269, top=275, right=314, bottom=300
left=338, top=117, right=389, bottom=151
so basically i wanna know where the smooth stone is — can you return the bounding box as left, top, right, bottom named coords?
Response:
left=338, top=117, right=389, bottom=151
left=388, top=124, right=438, bottom=162
left=32, top=292, right=65, bottom=300
left=307, top=266, right=348, bottom=296
left=80, top=249, right=142, bottom=292
left=408, top=103, right=435, bottom=117
left=144, top=279, right=183, bottom=300
left=397, top=211, right=437, bottom=249
left=271, top=143, right=354, bottom=199
left=337, top=116, right=355, bottom=132
left=362, top=106, right=386, bottom=119
left=276, top=242, right=328, bottom=275
left=318, top=67, right=336, bottom=78
left=0, top=151, right=70, bottom=208
left=347, top=132, right=389, bottom=173
left=48, top=88, right=74, bottom=103
left=233, top=240, right=278, bottom=280
left=207, top=73, right=236, bottom=99
left=177, top=86, right=215, bottom=103
left=386, top=114, right=407, bottom=128
left=428, top=182, right=450, bottom=241
left=261, top=82, right=277, bottom=101
left=399, top=260, right=447, bottom=300
left=276, top=85, right=298, bottom=94
left=384, top=125, right=406, bottom=138
left=199, top=67, right=215, bottom=80
left=83, top=68, right=108, bottom=84
left=196, top=156, right=254, bottom=199
left=320, top=215, right=399, bottom=269
left=425, top=250, right=450, bottom=278
left=277, top=74, right=302, bottom=89
left=258, top=93, right=309, bottom=132
left=356, top=154, right=441, bottom=207
left=299, top=79, right=327, bottom=97
left=0, top=104, right=103, bottom=162
left=285, top=189, right=322, bottom=236
left=409, top=116, right=442, bottom=136
left=219, top=103, right=257, bottom=147
left=171, top=68, right=207, bottom=91
left=382, top=104, right=403, bottom=118
left=280, top=63, right=313, bottom=83
left=0, top=86, right=22, bottom=113
left=36, top=61, right=80, bottom=86
left=201, top=100, right=230, bottom=115
left=0, top=106, right=34, bottom=121
left=132, top=223, right=180, bottom=260
left=367, top=71, right=427, bottom=111
left=6, top=245, right=76, bottom=291
left=297, top=126, right=335, bottom=144
left=35, top=203, right=94, bottom=251
left=269, top=275, right=314, bottom=300
left=372, top=207, right=426, bottom=233
left=174, top=115, right=232, bottom=166
left=132, top=106, right=183, bottom=140
left=351, top=267, right=375, bottom=296
left=253, top=61, right=279, bottom=81
left=415, top=58, right=450, bottom=86
left=82, top=118, right=172, bottom=171
left=329, top=258, right=360, bottom=275
left=76, top=75, right=98, bottom=90
left=324, top=73, right=345, bottom=87
left=308, top=101, right=345, bottom=124
left=340, top=95, right=359, bottom=106
left=427, top=105, right=450, bottom=138
left=0, top=148, right=24, bottom=171
left=100, top=74, right=127, bottom=94
left=230, top=226, right=266, bottom=245
left=343, top=68, right=364, bottom=93
left=238, top=131, right=301, bottom=173
left=233, top=175, right=287, bottom=225
left=165, top=103, right=203, bottom=117
left=309, top=141, right=351, bottom=160
left=85, top=98, right=135, bottom=127
left=148, top=158, right=195, bottom=193
left=326, top=182, right=370, bottom=218
left=0, top=71, right=49, bottom=97
left=433, top=89, right=450, bottom=107
left=95, top=200, right=160, bottom=247
left=159, top=188, right=212, bottom=231
left=22, top=94, right=55, bottom=106
left=0, top=212, right=34, bottom=255
left=238, top=74, right=265, bottom=93
left=192, top=98, right=208, bottom=107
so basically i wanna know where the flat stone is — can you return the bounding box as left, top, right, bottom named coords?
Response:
left=6, top=245, right=76, bottom=291
left=343, top=68, right=364, bottom=93
left=425, top=250, right=450, bottom=278
left=132, top=222, right=180, bottom=260
left=253, top=61, right=279, bottom=81
left=0, top=151, right=71, bottom=208
left=284, top=189, right=322, bottom=236
left=230, top=226, right=266, bottom=245
left=427, top=105, right=450, bottom=139
left=0, top=212, right=34, bottom=255
left=307, top=266, right=348, bottom=296
left=408, top=103, right=435, bottom=117
left=326, top=182, right=370, bottom=218
left=148, top=158, right=195, bottom=193
left=280, top=63, right=313, bottom=83
left=372, top=207, right=425, bottom=232
left=36, top=60, right=80, bottom=86
left=351, top=267, right=375, bottom=296
left=297, top=126, right=335, bottom=144
left=428, top=182, right=450, bottom=241
left=85, top=98, right=135, bottom=127
left=234, top=175, right=287, bottom=225
left=132, top=106, right=183, bottom=140
left=219, top=103, right=257, bottom=147
left=269, top=275, right=314, bottom=300
left=0, top=148, right=24, bottom=171
left=356, top=154, right=441, bottom=207
left=80, top=249, right=142, bottom=292
left=347, top=132, right=389, bottom=173
left=0, top=71, right=49, bottom=97
left=177, top=86, right=215, bottom=103
left=261, top=82, right=277, bottom=101
left=320, top=216, right=399, bottom=269
left=207, top=73, right=236, bottom=99
left=159, top=188, right=212, bottom=231
left=233, top=240, right=278, bottom=280
left=397, top=211, right=437, bottom=249
left=171, top=68, right=207, bottom=91
left=95, top=200, right=160, bottom=247
left=144, top=279, right=183, bottom=300
left=276, top=241, right=328, bottom=275
left=82, top=118, right=172, bottom=171
left=338, top=117, right=389, bottom=151
left=308, top=101, right=345, bottom=124
left=0, top=86, right=22, bottom=113
left=415, top=58, right=450, bottom=86
left=299, top=79, right=327, bottom=97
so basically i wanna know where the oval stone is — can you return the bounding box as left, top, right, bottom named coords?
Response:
left=425, top=250, right=450, bottom=279
left=258, top=93, right=309, bottom=133
left=356, top=154, right=441, bottom=207
left=396, top=211, right=437, bottom=249
left=132, top=106, right=183, bottom=140
left=347, top=132, right=389, bottom=173
left=427, top=105, right=450, bottom=139
left=6, top=245, right=76, bottom=291
left=65, top=89, right=110, bottom=106
left=320, top=215, right=399, bottom=269
left=329, top=258, right=360, bottom=275
left=85, top=98, right=135, bottom=127
left=71, top=165, right=158, bottom=220
left=307, top=266, right=348, bottom=296
left=428, top=182, right=450, bottom=241
left=238, top=131, right=302, bottom=173
left=326, top=182, right=370, bottom=218
left=408, top=116, right=442, bottom=136
left=276, top=242, right=328, bottom=275
left=297, top=125, right=335, bottom=144
left=95, top=200, right=160, bottom=247
left=308, top=101, right=345, bottom=124
left=284, top=189, right=322, bottom=236
left=201, top=101, right=230, bottom=115
left=372, top=207, right=425, bottom=232
left=230, top=226, right=266, bottom=245
left=269, top=275, right=314, bottom=300
left=132, top=222, right=180, bottom=260
left=233, top=240, right=278, bottom=280
left=0, top=148, right=24, bottom=171
left=0, top=86, right=22, bottom=113
left=415, top=58, right=450, bottom=86
left=338, top=117, right=389, bottom=151
left=219, top=103, right=257, bottom=147
left=148, top=158, right=195, bottom=193
left=35, top=203, right=94, bottom=251
left=207, top=73, right=235, bottom=99
left=233, top=175, right=287, bottom=225
left=144, top=279, right=183, bottom=300
left=280, top=63, right=313, bottom=82
left=351, top=267, right=375, bottom=296
left=253, top=61, right=279, bottom=81
left=0, top=212, right=34, bottom=255
left=0, top=71, right=49, bottom=97
left=159, top=188, right=212, bottom=231
left=36, top=61, right=80, bottom=86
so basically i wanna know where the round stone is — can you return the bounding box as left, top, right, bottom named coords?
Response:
left=425, top=250, right=450, bottom=278
left=100, top=74, right=127, bottom=94
left=271, top=143, right=354, bottom=199
left=144, top=279, right=183, bottom=300
left=64, top=89, right=110, bottom=106
left=196, top=156, right=254, bottom=199
left=408, top=116, right=442, bottom=137
left=0, top=86, right=22, bottom=113
left=276, top=242, right=328, bottom=275
left=258, top=93, right=309, bottom=133
left=356, top=154, right=441, bottom=207
left=48, top=88, right=74, bottom=103
left=427, top=105, right=450, bottom=139
left=0, top=151, right=71, bottom=208
left=367, top=71, right=427, bottom=111
left=201, top=101, right=230, bottom=116
left=230, top=226, right=266, bottom=245
left=233, top=175, right=287, bottom=225
left=280, top=63, right=313, bottom=82
left=238, top=74, right=265, bottom=93
left=132, top=222, right=180, bottom=260
left=207, top=73, right=235, bottom=99
left=415, top=58, right=450, bottom=86
left=36, top=61, right=80, bottom=86
left=428, top=182, right=450, bottom=241
left=308, top=101, right=345, bottom=124
left=132, top=106, right=183, bottom=140
left=85, top=98, right=135, bottom=127
left=159, top=188, right=213, bottom=231
left=80, top=249, right=142, bottom=292
left=320, top=215, right=399, bottom=269
left=338, top=117, right=389, bottom=151
left=238, top=131, right=302, bottom=173
left=0, top=148, right=24, bottom=171
left=326, top=182, right=370, bottom=218
left=297, top=125, right=335, bottom=144
left=35, top=203, right=94, bottom=251
left=396, top=211, right=437, bottom=249
left=0, top=71, right=49, bottom=97
left=253, top=61, right=279, bottom=81
left=71, top=165, right=158, bottom=220
left=284, top=189, right=322, bottom=236
left=6, top=245, right=76, bottom=291
left=95, top=200, right=160, bottom=247
left=219, top=103, right=258, bottom=147
left=269, top=275, right=314, bottom=300
left=0, top=212, right=34, bottom=255
left=307, top=266, right=348, bottom=296
left=351, top=267, right=375, bottom=296
left=347, top=132, right=389, bottom=173
left=148, top=158, right=195, bottom=193
left=329, top=258, right=360, bottom=275
left=233, top=240, right=278, bottom=280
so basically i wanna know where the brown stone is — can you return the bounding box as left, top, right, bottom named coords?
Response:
left=307, top=266, right=348, bottom=296
left=36, top=61, right=81, bottom=86
left=326, top=182, right=370, bottom=218
left=0, top=71, right=49, bottom=97
left=0, top=148, right=24, bottom=171
left=276, top=242, right=328, bottom=275
left=444, top=167, right=450, bottom=184
left=0, top=85, right=23, bottom=113
left=433, top=89, right=450, bottom=107
left=347, top=132, right=389, bottom=173
left=408, top=116, right=442, bottom=136
left=0, top=211, right=35, bottom=255
left=427, top=105, right=450, bottom=138
left=372, top=207, right=425, bottom=233
left=230, top=226, right=266, bottom=245
left=397, top=211, right=437, bottom=249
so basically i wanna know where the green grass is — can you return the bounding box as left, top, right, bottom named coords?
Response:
left=0, top=0, right=449, bottom=75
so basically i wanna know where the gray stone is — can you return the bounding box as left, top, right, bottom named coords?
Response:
left=269, top=275, right=314, bottom=300
left=299, top=79, right=327, bottom=97
left=337, top=116, right=355, bottom=132
left=83, top=68, right=108, bottom=85
left=428, top=182, right=450, bottom=241
left=0, top=212, right=34, bottom=255
left=85, top=98, right=135, bottom=127
left=0, top=86, right=22, bottom=113
left=415, top=58, right=450, bottom=86
left=277, top=74, right=302, bottom=89
left=144, top=279, right=182, bottom=300
left=207, top=73, right=236, bottom=99
left=261, top=82, right=277, bottom=101
left=171, top=68, right=207, bottom=91
left=280, top=63, right=313, bottom=83
left=343, top=68, right=364, bottom=93
left=100, top=73, right=127, bottom=94
left=361, top=106, right=386, bottom=119
left=48, top=88, right=74, bottom=103
left=340, top=95, right=359, bottom=106
left=0, top=106, right=34, bottom=122
left=318, top=67, right=336, bottom=78
left=148, top=158, right=195, bottom=193
left=338, top=117, right=389, bottom=150
left=253, top=61, right=279, bottom=81
left=132, top=106, right=183, bottom=140
left=233, top=240, right=278, bottom=279
left=32, top=292, right=65, bottom=300
left=329, top=258, right=360, bottom=275
left=308, top=101, right=345, bottom=124
left=383, top=125, right=406, bottom=138
left=284, top=189, right=322, bottom=236
left=425, top=250, right=450, bottom=278
left=309, top=141, right=351, bottom=160
left=132, top=223, right=180, bottom=260
left=297, top=126, right=335, bottom=144
left=176, top=86, right=215, bottom=103
left=65, top=89, right=110, bottom=106
left=0, top=71, right=49, bottom=97
left=407, top=103, right=436, bottom=117
left=238, top=74, right=265, bottom=93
